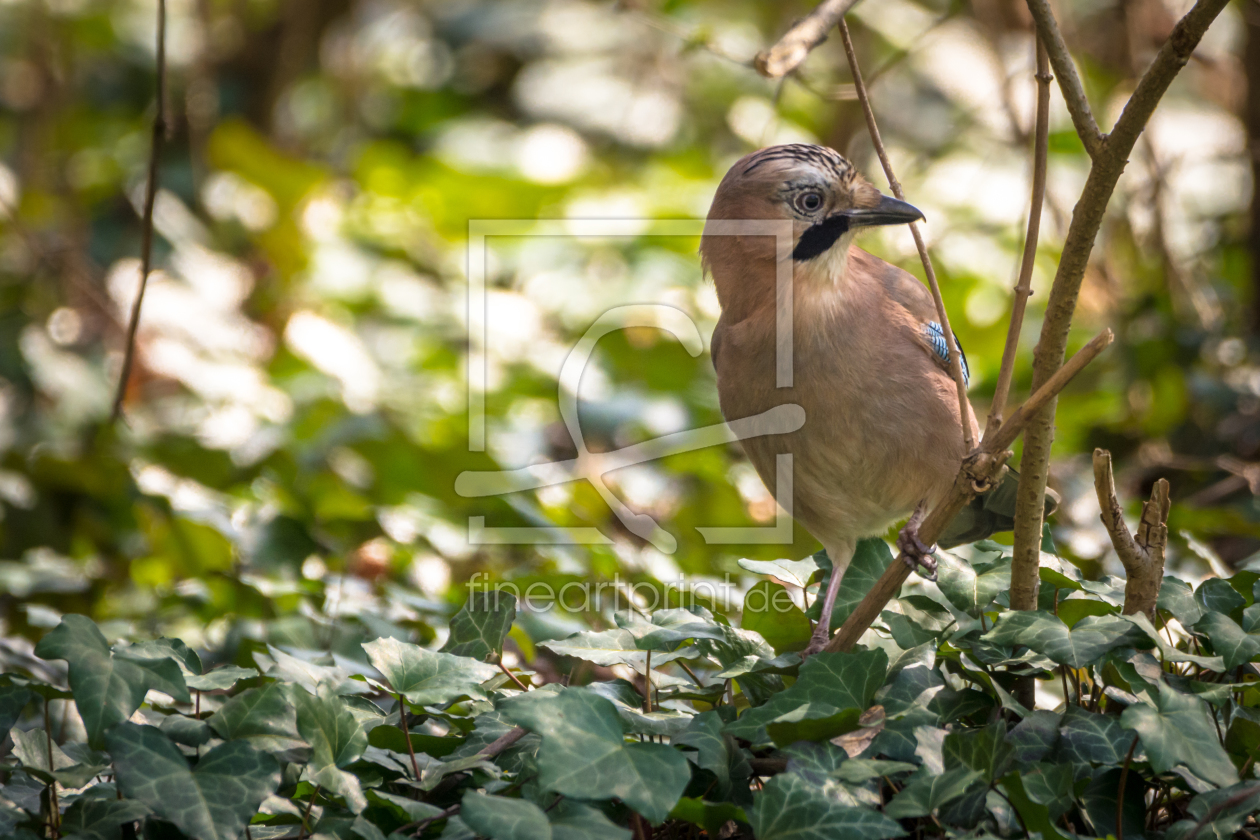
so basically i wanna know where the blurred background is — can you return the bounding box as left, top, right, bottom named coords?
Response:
left=0, top=0, right=1253, bottom=659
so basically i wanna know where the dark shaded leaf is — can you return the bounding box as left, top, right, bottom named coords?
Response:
left=106, top=723, right=279, bottom=840
left=724, top=649, right=887, bottom=746
left=362, top=636, right=498, bottom=705
left=440, top=591, right=517, bottom=662
left=34, top=615, right=190, bottom=748
left=749, top=773, right=903, bottom=840
left=1121, top=682, right=1238, bottom=787
left=981, top=610, right=1143, bottom=668
left=503, top=688, right=690, bottom=824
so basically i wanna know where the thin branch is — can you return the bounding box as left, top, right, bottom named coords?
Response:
left=479, top=726, right=527, bottom=758
left=984, top=37, right=1051, bottom=439
left=838, top=20, right=975, bottom=452
left=396, top=693, right=422, bottom=783
left=497, top=658, right=529, bottom=692
left=111, top=0, right=166, bottom=422
left=1023, top=0, right=1104, bottom=157
left=823, top=329, right=1113, bottom=654
left=1093, top=449, right=1170, bottom=618
left=755, top=0, right=863, bottom=78
left=1011, top=0, right=1229, bottom=607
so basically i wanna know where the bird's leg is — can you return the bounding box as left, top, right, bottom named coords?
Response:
left=803, top=561, right=846, bottom=657
left=897, top=501, right=937, bottom=580
left=802, top=540, right=855, bottom=657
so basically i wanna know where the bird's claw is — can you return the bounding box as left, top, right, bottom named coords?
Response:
left=897, top=516, right=938, bottom=581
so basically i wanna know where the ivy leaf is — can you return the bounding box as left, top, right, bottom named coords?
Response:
left=1164, top=783, right=1260, bottom=840
left=742, top=581, right=812, bottom=653
left=186, top=666, right=259, bottom=692
left=362, top=637, right=498, bottom=705
left=294, top=686, right=369, bottom=770
left=936, top=550, right=1010, bottom=618
left=1195, top=612, right=1260, bottom=671
left=11, top=727, right=78, bottom=783
left=1059, top=706, right=1136, bottom=767
left=440, top=591, right=517, bottom=662
left=981, top=610, right=1143, bottom=668
left=60, top=792, right=150, bottom=840
left=1121, top=682, right=1239, bottom=788
left=737, top=556, right=819, bottom=588
left=122, top=638, right=202, bottom=676
left=724, top=649, right=887, bottom=746
left=616, top=608, right=728, bottom=651
left=503, top=688, right=690, bottom=824
left=459, top=792, right=550, bottom=840
left=1158, top=577, right=1204, bottom=626
left=808, top=540, right=894, bottom=629
left=34, top=615, right=190, bottom=748
left=673, top=711, right=751, bottom=801
left=942, top=720, right=1013, bottom=783
left=106, top=723, right=279, bottom=840
left=207, top=683, right=306, bottom=755
left=749, top=773, right=903, bottom=840
left=540, top=629, right=693, bottom=672
left=884, top=765, right=981, bottom=819
left=1197, top=578, right=1245, bottom=618
left=0, top=685, right=33, bottom=740
left=1021, top=762, right=1076, bottom=820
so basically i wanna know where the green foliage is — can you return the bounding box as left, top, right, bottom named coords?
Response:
left=5, top=546, right=1254, bottom=840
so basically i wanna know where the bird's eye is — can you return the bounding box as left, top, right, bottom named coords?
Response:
left=796, top=192, right=823, bottom=213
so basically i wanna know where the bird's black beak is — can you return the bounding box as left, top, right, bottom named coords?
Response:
left=842, top=193, right=925, bottom=228
left=792, top=194, right=925, bottom=261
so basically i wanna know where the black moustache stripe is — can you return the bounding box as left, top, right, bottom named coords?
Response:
left=792, top=215, right=850, bottom=261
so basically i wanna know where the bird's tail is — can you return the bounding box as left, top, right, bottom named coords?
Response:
left=936, top=466, right=1059, bottom=549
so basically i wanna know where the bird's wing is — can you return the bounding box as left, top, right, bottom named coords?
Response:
left=850, top=246, right=967, bottom=384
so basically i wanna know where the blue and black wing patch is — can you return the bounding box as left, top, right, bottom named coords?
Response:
left=923, top=321, right=969, bottom=385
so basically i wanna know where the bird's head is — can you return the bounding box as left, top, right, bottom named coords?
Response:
left=701, top=144, right=923, bottom=303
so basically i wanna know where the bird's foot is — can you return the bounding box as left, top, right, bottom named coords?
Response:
left=801, top=625, right=830, bottom=658
left=897, top=509, right=937, bottom=581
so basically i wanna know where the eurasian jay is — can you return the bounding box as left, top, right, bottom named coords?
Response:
left=702, top=144, right=1013, bottom=655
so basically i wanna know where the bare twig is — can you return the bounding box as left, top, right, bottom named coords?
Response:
left=111, top=0, right=166, bottom=422
left=838, top=20, right=975, bottom=452
left=397, top=693, right=422, bottom=783
left=823, top=329, right=1114, bottom=654
left=1023, top=0, right=1104, bottom=157
left=497, top=659, right=529, bottom=692
left=1011, top=0, right=1229, bottom=608
left=296, top=784, right=319, bottom=840
left=755, top=0, right=863, bottom=78
left=984, top=37, right=1051, bottom=439
left=479, top=726, right=527, bottom=758
left=1093, top=449, right=1170, bottom=618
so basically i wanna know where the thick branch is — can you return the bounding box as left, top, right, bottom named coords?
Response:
left=984, top=37, right=1051, bottom=440
left=755, top=0, right=863, bottom=78
left=823, top=329, right=1113, bottom=654
left=1011, top=0, right=1229, bottom=605
left=1093, top=449, right=1169, bottom=618
left=1023, top=0, right=1104, bottom=157
left=112, top=0, right=167, bottom=422
left=839, top=21, right=975, bottom=452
